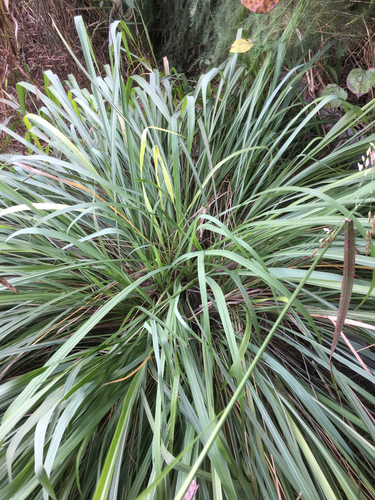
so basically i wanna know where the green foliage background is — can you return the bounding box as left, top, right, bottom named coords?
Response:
left=120, top=0, right=375, bottom=70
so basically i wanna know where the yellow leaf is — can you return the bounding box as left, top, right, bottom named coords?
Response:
left=142, top=185, right=154, bottom=215
left=153, top=146, right=175, bottom=203
left=230, top=38, right=254, bottom=54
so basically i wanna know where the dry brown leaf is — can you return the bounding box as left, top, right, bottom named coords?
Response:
left=10, top=12, right=18, bottom=49
left=330, top=219, right=355, bottom=363
left=241, top=0, right=280, bottom=14
left=0, top=277, right=19, bottom=294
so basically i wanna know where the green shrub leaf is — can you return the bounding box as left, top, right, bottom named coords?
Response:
left=321, top=83, right=347, bottom=108
left=347, top=67, right=375, bottom=98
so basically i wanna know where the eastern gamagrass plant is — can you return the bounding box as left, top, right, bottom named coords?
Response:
left=1, top=18, right=375, bottom=500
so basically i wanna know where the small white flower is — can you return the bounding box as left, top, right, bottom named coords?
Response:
left=358, top=163, right=364, bottom=171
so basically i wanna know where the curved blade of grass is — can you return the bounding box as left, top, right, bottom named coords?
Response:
left=330, top=219, right=355, bottom=363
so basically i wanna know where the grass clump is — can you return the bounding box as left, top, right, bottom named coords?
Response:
left=1, top=17, right=375, bottom=500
